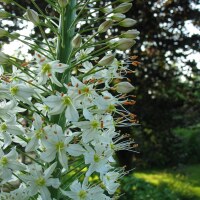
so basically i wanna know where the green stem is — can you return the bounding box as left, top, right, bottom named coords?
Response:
left=51, top=1, right=77, bottom=127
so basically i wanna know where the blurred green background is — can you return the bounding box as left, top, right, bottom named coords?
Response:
left=0, top=0, right=200, bottom=199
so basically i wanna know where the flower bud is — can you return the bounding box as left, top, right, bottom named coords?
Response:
left=58, top=0, right=68, bottom=8
left=119, top=18, right=137, bottom=27
left=0, top=52, right=9, bottom=64
left=98, top=20, right=113, bottom=33
left=100, top=7, right=113, bottom=14
left=111, top=13, right=126, bottom=22
left=114, top=39, right=136, bottom=51
left=0, top=10, right=12, bottom=18
left=113, top=3, right=132, bottom=14
left=0, top=29, right=9, bottom=38
left=98, top=54, right=115, bottom=66
left=72, top=33, right=82, bottom=49
left=24, top=9, right=40, bottom=26
left=121, top=29, right=140, bottom=39
left=115, top=82, right=134, bottom=93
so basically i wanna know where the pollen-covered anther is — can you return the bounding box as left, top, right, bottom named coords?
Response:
left=76, top=83, right=79, bottom=87
left=126, top=71, right=135, bottom=74
left=101, top=121, right=104, bottom=129
left=48, top=73, right=52, bottom=77
left=61, top=93, right=64, bottom=96
left=83, top=80, right=88, bottom=84
left=104, top=96, right=111, bottom=99
left=132, top=61, right=140, bottom=66
left=40, top=58, right=46, bottom=62
left=21, top=62, right=29, bottom=67
left=67, top=82, right=72, bottom=86
left=89, top=78, right=96, bottom=83
left=130, top=55, right=138, bottom=60
left=122, top=100, right=136, bottom=105
left=78, top=90, right=81, bottom=94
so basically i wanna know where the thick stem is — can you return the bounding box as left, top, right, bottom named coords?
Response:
left=51, top=2, right=77, bottom=128
left=56, top=1, right=77, bottom=84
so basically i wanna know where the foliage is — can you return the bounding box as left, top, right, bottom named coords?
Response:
left=120, top=164, right=200, bottom=200
left=0, top=0, right=139, bottom=199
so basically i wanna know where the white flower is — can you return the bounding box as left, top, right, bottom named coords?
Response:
left=66, top=76, right=98, bottom=109
left=40, top=124, right=84, bottom=169
left=37, top=60, right=68, bottom=87
left=44, top=93, right=79, bottom=122
left=0, top=148, right=26, bottom=183
left=73, top=113, right=114, bottom=143
left=25, top=113, right=47, bottom=152
left=102, top=171, right=120, bottom=194
left=0, top=119, right=24, bottom=149
left=9, top=83, right=34, bottom=105
left=20, top=162, right=60, bottom=200
left=0, top=184, right=31, bottom=200
left=61, top=178, right=111, bottom=200
left=0, top=100, right=17, bottom=120
left=84, top=144, right=113, bottom=176
left=75, top=47, right=94, bottom=61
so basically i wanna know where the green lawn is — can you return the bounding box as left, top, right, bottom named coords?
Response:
left=120, top=164, right=200, bottom=200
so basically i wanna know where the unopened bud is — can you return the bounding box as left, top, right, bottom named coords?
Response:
left=119, top=18, right=137, bottom=27
left=0, top=10, right=12, bottom=18
left=121, top=29, right=140, bottom=39
left=115, top=39, right=136, bottom=51
left=58, top=0, right=68, bottom=8
left=98, top=54, right=115, bottom=66
left=100, top=7, right=113, bottom=13
left=0, top=52, right=9, bottom=64
left=98, top=20, right=113, bottom=33
left=115, top=82, right=134, bottom=93
left=0, top=29, right=9, bottom=38
left=111, top=13, right=125, bottom=22
left=113, top=3, right=132, bottom=14
left=24, top=9, right=40, bottom=26
left=72, top=33, right=82, bottom=49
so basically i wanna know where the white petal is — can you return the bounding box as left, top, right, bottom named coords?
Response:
left=67, top=144, right=85, bottom=156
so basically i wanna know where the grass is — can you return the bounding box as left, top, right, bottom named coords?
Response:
left=132, top=164, right=200, bottom=199
left=119, top=164, right=200, bottom=200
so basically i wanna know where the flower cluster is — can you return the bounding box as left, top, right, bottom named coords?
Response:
left=0, top=0, right=139, bottom=199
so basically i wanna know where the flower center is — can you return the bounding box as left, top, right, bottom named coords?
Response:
left=107, top=104, right=116, bottom=113
left=42, top=63, right=51, bottom=74
left=90, top=120, right=99, bottom=129
left=0, top=123, right=7, bottom=132
left=62, top=96, right=71, bottom=106
left=81, top=86, right=90, bottom=94
left=55, top=141, right=65, bottom=150
left=78, top=190, right=87, bottom=199
left=10, top=86, right=19, bottom=95
left=0, top=157, right=8, bottom=166
left=94, top=154, right=100, bottom=162
left=35, top=177, right=46, bottom=186
left=35, top=129, right=45, bottom=139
